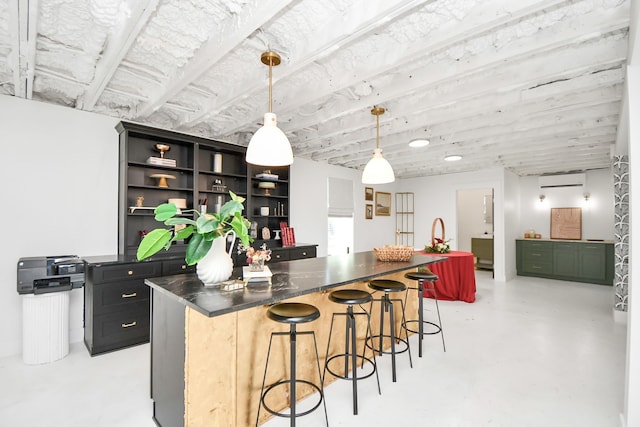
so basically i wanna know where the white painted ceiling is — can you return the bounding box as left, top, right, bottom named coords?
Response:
left=0, top=0, right=631, bottom=178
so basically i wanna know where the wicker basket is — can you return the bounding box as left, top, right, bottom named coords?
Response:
left=373, top=245, right=414, bottom=262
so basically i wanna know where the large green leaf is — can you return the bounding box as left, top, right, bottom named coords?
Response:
left=174, top=225, right=194, bottom=241
left=154, top=203, right=178, bottom=221
left=185, top=233, right=213, bottom=265
left=137, top=229, right=172, bottom=260
left=164, top=217, right=197, bottom=226
left=196, top=215, right=219, bottom=234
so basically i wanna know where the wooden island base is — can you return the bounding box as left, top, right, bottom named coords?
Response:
left=154, top=270, right=419, bottom=427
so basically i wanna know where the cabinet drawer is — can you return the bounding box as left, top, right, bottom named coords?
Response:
left=93, top=280, right=150, bottom=315
left=162, top=259, right=195, bottom=276
left=521, top=261, right=553, bottom=275
left=290, top=247, right=316, bottom=260
left=271, top=250, right=290, bottom=262
left=92, top=306, right=150, bottom=352
left=91, top=262, right=161, bottom=284
left=522, top=248, right=552, bottom=264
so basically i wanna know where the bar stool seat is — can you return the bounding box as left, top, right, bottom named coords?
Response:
left=404, top=270, right=446, bottom=356
left=366, top=279, right=412, bottom=382
left=323, top=289, right=380, bottom=415
left=257, top=302, right=328, bottom=426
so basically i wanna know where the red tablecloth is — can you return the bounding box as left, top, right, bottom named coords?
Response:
left=420, top=251, right=476, bottom=303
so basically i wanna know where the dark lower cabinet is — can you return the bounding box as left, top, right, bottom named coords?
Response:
left=84, top=246, right=316, bottom=355
left=84, top=257, right=195, bottom=356
left=516, top=239, right=613, bottom=285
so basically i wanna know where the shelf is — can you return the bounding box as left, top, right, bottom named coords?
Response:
left=200, top=170, right=246, bottom=178
left=199, top=189, right=247, bottom=196
left=251, top=193, right=287, bottom=199
left=128, top=184, right=193, bottom=192
left=129, top=161, right=193, bottom=173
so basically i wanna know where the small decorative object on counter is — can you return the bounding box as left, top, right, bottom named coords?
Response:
left=374, top=245, right=414, bottom=261
left=524, top=229, right=536, bottom=238
left=238, top=243, right=272, bottom=272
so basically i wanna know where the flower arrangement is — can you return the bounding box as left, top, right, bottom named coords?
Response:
left=425, top=238, right=451, bottom=254
left=238, top=243, right=272, bottom=271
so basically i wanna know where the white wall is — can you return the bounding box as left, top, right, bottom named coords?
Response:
left=518, top=168, right=615, bottom=240
left=400, top=167, right=508, bottom=281
left=624, top=62, right=640, bottom=427
left=290, top=157, right=398, bottom=256
left=1, top=96, right=120, bottom=357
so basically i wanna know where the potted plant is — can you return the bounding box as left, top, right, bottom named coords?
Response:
left=136, top=191, right=252, bottom=266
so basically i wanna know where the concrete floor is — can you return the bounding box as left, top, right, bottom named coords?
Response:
left=0, top=271, right=627, bottom=427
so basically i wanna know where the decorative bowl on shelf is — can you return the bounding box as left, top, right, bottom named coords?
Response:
left=258, top=181, right=276, bottom=195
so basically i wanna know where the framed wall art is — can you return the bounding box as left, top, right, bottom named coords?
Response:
left=365, top=187, right=374, bottom=201
left=550, top=207, right=582, bottom=240
left=375, top=191, right=391, bottom=216
left=365, top=204, right=373, bottom=219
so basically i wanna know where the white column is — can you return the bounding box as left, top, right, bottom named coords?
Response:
left=22, top=292, right=70, bottom=365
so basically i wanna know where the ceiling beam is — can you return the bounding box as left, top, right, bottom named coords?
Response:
left=178, top=0, right=436, bottom=129
left=279, top=6, right=629, bottom=140
left=134, top=0, right=296, bottom=119
left=77, top=0, right=159, bottom=110
left=217, top=0, right=621, bottom=136
left=10, top=0, right=38, bottom=98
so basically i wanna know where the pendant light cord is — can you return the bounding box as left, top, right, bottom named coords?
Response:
left=376, top=112, right=380, bottom=149
left=268, top=60, right=273, bottom=113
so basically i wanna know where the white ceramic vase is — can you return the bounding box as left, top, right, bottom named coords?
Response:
left=196, top=231, right=236, bottom=286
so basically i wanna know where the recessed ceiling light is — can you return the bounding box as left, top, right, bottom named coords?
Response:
left=409, top=139, right=430, bottom=148
left=444, top=155, right=462, bottom=161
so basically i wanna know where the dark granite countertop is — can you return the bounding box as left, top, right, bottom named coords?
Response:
left=145, top=251, right=446, bottom=318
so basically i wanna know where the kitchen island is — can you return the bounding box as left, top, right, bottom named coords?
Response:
left=145, top=251, right=445, bottom=427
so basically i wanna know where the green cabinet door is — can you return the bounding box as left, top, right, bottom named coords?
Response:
left=552, top=242, right=579, bottom=277
left=578, top=244, right=606, bottom=282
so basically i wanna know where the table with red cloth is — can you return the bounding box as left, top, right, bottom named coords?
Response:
left=419, top=250, right=476, bottom=303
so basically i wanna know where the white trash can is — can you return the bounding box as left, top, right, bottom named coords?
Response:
left=22, top=291, right=70, bottom=364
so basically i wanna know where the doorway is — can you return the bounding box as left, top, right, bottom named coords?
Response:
left=456, top=188, right=494, bottom=273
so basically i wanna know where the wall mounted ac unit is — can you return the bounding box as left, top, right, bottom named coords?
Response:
left=538, top=173, right=585, bottom=189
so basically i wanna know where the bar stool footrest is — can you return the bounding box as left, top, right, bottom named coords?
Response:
left=261, top=379, right=324, bottom=419
left=325, top=353, right=377, bottom=381
left=403, top=319, right=442, bottom=335
left=365, top=335, right=410, bottom=355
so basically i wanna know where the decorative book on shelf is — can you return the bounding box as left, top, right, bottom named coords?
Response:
left=279, top=222, right=296, bottom=247
left=147, top=157, right=177, bottom=167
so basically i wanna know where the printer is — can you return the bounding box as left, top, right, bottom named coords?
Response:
left=17, top=255, right=85, bottom=295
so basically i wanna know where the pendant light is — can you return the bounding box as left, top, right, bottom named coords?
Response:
left=362, top=107, right=395, bottom=184
left=245, top=51, right=294, bottom=166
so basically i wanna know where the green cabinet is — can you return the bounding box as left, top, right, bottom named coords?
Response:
left=471, top=238, right=493, bottom=270
left=516, top=239, right=613, bottom=285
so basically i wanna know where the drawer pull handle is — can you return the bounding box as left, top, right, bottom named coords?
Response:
left=532, top=253, right=541, bottom=257
left=302, top=252, right=307, bottom=256
left=127, top=270, right=134, bottom=275
left=122, top=292, right=137, bottom=299
left=121, top=321, right=137, bottom=328
left=181, top=265, right=186, bottom=270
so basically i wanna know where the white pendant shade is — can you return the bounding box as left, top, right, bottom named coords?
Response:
left=245, top=112, right=293, bottom=166
left=362, top=148, right=395, bottom=184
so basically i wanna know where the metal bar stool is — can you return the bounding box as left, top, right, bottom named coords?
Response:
left=366, top=279, right=412, bottom=382
left=403, top=270, right=446, bottom=356
left=256, top=302, right=328, bottom=427
left=323, top=289, right=381, bottom=415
